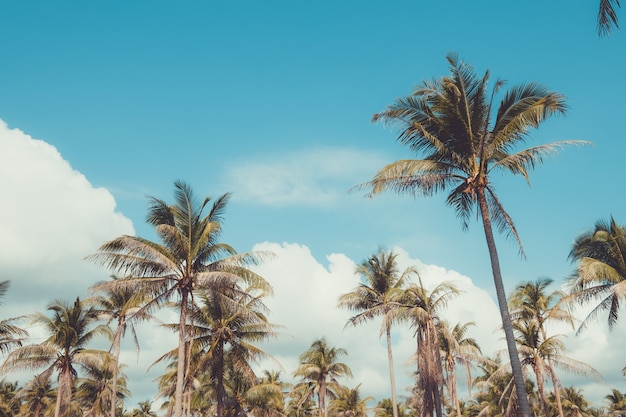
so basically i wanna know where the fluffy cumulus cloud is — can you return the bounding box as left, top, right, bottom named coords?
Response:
left=222, top=147, right=387, bottom=207
left=0, top=119, right=134, bottom=315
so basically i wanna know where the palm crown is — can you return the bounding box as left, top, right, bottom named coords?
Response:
left=366, top=53, right=582, bottom=253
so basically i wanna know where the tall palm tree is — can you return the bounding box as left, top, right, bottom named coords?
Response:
left=360, top=53, right=586, bottom=417
left=566, top=216, right=626, bottom=332
left=509, top=278, right=575, bottom=417
left=0, top=281, right=27, bottom=355
left=293, top=338, right=353, bottom=417
left=0, top=298, right=110, bottom=417
left=437, top=320, right=481, bottom=417
left=392, top=279, right=458, bottom=417
left=87, top=181, right=273, bottom=417
left=88, top=278, right=152, bottom=417
left=598, top=0, right=621, bottom=36
left=337, top=249, right=415, bottom=417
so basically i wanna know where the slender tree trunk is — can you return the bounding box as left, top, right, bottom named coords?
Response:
left=476, top=189, right=531, bottom=417
left=174, top=290, right=189, bottom=417
left=320, top=378, right=327, bottom=417
left=111, top=319, right=123, bottom=417
left=539, top=325, right=565, bottom=417
left=385, top=323, right=399, bottom=417
left=547, top=359, right=565, bottom=417
left=534, top=361, right=551, bottom=417
left=217, top=340, right=225, bottom=417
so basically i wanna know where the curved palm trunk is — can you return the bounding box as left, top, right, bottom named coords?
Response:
left=385, top=324, right=399, bottom=417
left=174, top=290, right=189, bottom=417
left=477, top=189, right=531, bottom=417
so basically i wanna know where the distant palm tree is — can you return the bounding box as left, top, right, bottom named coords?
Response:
left=566, top=216, right=626, bottom=332
left=337, top=249, right=415, bottom=417
left=76, top=356, right=129, bottom=417
left=509, top=278, right=575, bottom=417
left=605, top=388, right=626, bottom=417
left=190, top=288, right=277, bottom=417
left=293, top=338, right=353, bottom=417
left=129, top=400, right=158, bottom=417
left=88, top=278, right=152, bottom=417
left=437, top=320, right=481, bottom=417
left=0, top=281, right=27, bottom=355
left=1, top=298, right=110, bottom=417
left=598, top=0, right=621, bottom=36
left=14, top=373, right=56, bottom=417
left=361, top=53, right=586, bottom=417
left=392, top=280, right=459, bottom=417
left=329, top=384, right=373, bottom=417
left=245, top=370, right=290, bottom=417
left=552, top=386, right=594, bottom=417
left=0, top=379, right=20, bottom=416
left=88, top=181, right=273, bottom=417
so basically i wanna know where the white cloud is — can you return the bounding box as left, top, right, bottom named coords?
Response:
left=223, top=147, right=387, bottom=207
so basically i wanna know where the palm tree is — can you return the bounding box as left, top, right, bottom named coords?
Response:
left=75, top=356, right=130, bottom=417
left=509, top=278, right=575, bottom=417
left=128, top=400, right=158, bottom=417
left=328, top=384, right=373, bottom=417
left=88, top=278, right=152, bottom=417
left=337, top=249, right=415, bottom=417
left=437, top=320, right=481, bottom=417
left=87, top=181, right=273, bottom=417
left=0, top=379, right=20, bottom=417
left=360, top=53, right=586, bottom=417
left=189, top=287, right=278, bottom=417
left=551, top=386, right=594, bottom=417
left=605, top=388, right=626, bottom=417
left=598, top=0, right=621, bottom=36
left=14, top=373, right=56, bottom=417
left=293, top=338, right=353, bottom=417
left=566, top=216, right=626, bottom=332
left=0, top=298, right=110, bottom=417
left=392, top=279, right=458, bottom=417
left=245, top=370, right=290, bottom=417
left=0, top=281, right=27, bottom=355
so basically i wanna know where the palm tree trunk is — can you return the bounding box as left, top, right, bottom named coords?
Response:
left=547, top=359, right=565, bottom=417
left=217, top=341, right=225, bottom=417
left=111, top=321, right=123, bottom=417
left=55, top=365, right=72, bottom=417
left=385, top=323, right=399, bottom=417
left=476, top=189, right=531, bottom=417
left=534, top=361, right=551, bottom=417
left=174, top=290, right=189, bottom=417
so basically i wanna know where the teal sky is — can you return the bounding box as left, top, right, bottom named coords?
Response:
left=1, top=0, right=624, bottom=410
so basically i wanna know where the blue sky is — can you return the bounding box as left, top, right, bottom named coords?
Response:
left=1, top=0, right=625, bottom=411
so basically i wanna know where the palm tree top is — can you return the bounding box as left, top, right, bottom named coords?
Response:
left=361, top=53, right=589, bottom=254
